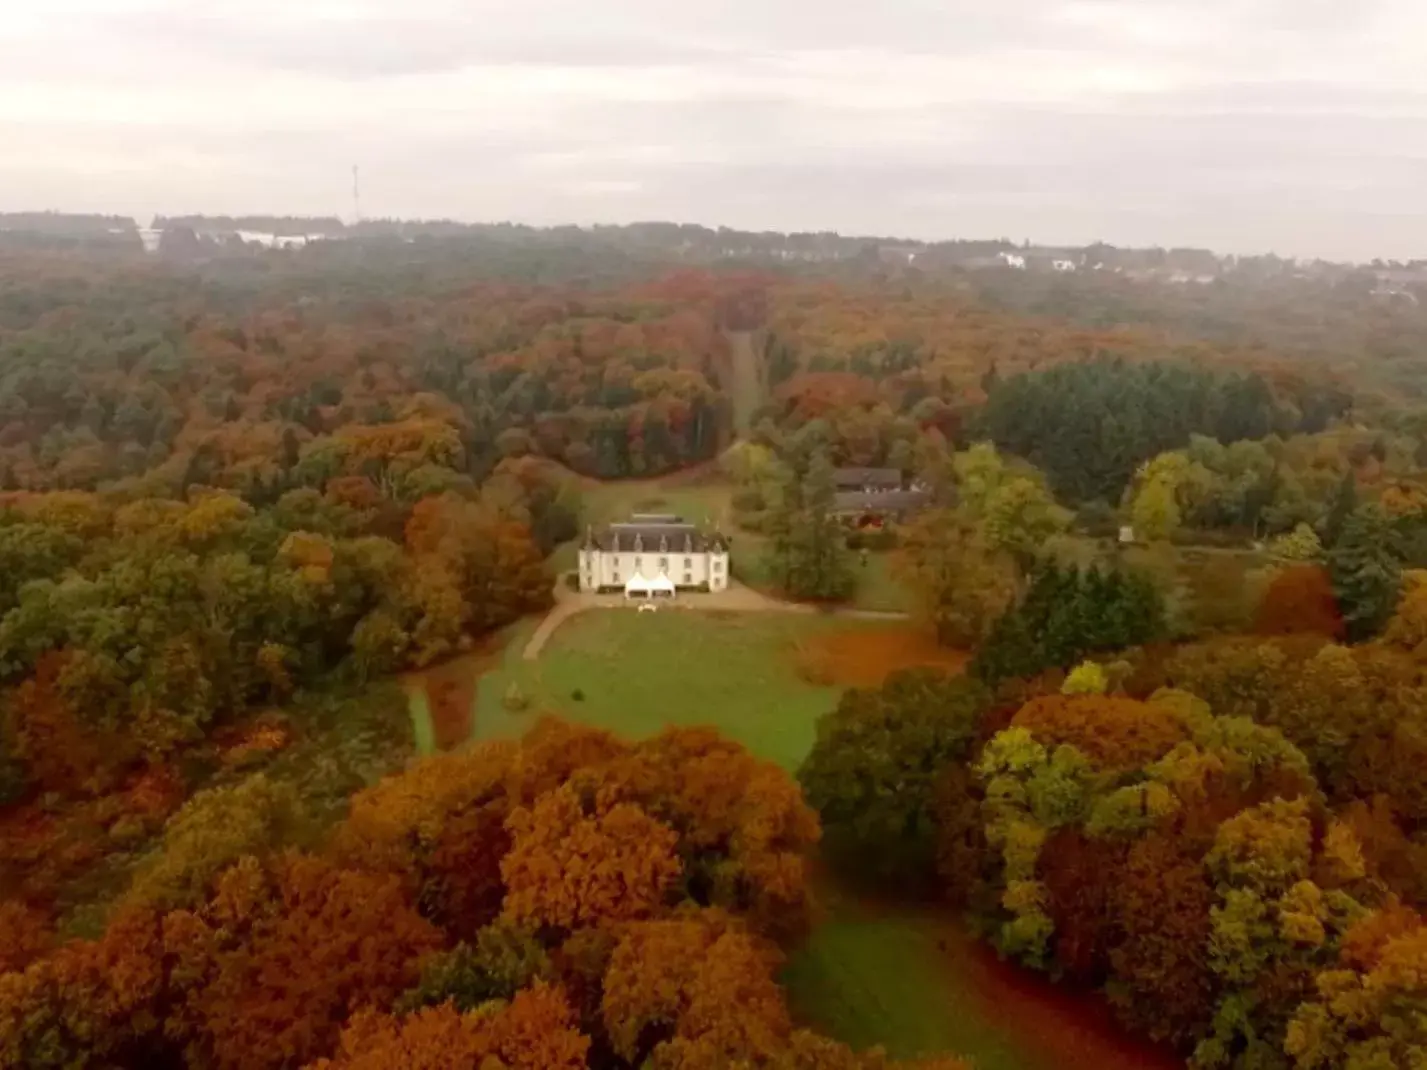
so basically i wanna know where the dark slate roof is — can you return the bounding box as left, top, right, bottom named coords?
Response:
left=832, top=489, right=931, bottom=515
left=587, top=522, right=727, bottom=553
left=832, top=467, right=902, bottom=490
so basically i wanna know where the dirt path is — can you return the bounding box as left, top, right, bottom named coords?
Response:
left=724, top=329, right=766, bottom=436
left=522, top=580, right=910, bottom=661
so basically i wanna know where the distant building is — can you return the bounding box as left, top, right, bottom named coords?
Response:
left=832, top=468, right=904, bottom=493
left=998, top=252, right=1027, bottom=270
left=579, top=514, right=729, bottom=594
left=832, top=489, right=931, bottom=524
left=829, top=468, right=930, bottom=524
left=1052, top=259, right=1077, bottom=273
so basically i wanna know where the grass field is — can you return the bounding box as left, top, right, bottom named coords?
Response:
left=731, top=536, right=916, bottom=614
left=470, top=610, right=856, bottom=771
left=784, top=887, right=1030, bottom=1068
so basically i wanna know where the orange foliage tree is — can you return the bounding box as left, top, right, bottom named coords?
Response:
left=500, top=784, right=682, bottom=930
left=310, top=982, right=589, bottom=1070
left=600, top=910, right=791, bottom=1067
left=1010, top=694, right=1188, bottom=772
left=1253, top=565, right=1345, bottom=640
left=168, top=855, right=442, bottom=1070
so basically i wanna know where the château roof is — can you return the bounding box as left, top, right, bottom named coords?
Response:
left=584, top=519, right=727, bottom=554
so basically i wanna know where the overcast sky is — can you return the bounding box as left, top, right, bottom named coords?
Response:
left=2, top=0, right=1425, bottom=260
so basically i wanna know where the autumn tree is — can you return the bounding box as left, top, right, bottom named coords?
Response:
left=896, top=508, right=1020, bottom=646
left=600, top=910, right=791, bottom=1067
left=1284, top=905, right=1427, bottom=1069
left=500, top=783, right=683, bottom=930
left=172, top=855, right=443, bottom=1070
left=124, top=774, right=308, bottom=910
left=1252, top=565, right=1344, bottom=640
left=311, top=982, right=590, bottom=1070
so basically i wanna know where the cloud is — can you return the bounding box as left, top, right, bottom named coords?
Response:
left=0, top=0, right=1422, bottom=258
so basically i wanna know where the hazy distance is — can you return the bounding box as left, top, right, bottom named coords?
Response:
left=2, top=0, right=1424, bottom=261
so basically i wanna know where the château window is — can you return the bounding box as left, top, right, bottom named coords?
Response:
left=712, top=561, right=723, bottom=574
left=683, top=556, right=692, bottom=568
left=633, top=556, right=641, bottom=568
left=659, top=557, right=668, bottom=571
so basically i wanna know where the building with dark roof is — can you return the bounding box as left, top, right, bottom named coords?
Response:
left=578, top=515, right=729, bottom=593
left=831, top=489, right=932, bottom=524
left=832, top=467, right=903, bottom=492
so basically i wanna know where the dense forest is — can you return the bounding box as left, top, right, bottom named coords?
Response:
left=3, top=222, right=1427, bottom=1068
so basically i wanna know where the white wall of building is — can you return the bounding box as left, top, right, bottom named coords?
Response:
left=580, top=549, right=729, bottom=592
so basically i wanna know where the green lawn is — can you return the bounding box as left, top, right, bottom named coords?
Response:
left=472, top=610, right=850, bottom=771
left=736, top=543, right=915, bottom=615
left=783, top=886, right=1031, bottom=1069
left=848, top=551, right=917, bottom=613
left=579, top=479, right=732, bottom=529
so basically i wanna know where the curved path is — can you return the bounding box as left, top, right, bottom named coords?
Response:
left=522, top=579, right=908, bottom=661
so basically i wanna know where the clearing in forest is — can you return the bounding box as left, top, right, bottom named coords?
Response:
left=784, top=883, right=1179, bottom=1070
left=724, top=328, right=767, bottom=435
left=472, top=610, right=872, bottom=771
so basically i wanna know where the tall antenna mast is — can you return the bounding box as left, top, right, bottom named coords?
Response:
left=352, top=165, right=361, bottom=223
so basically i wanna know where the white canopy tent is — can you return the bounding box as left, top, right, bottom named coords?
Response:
left=623, top=572, right=676, bottom=599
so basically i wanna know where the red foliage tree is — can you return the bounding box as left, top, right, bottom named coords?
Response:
left=1253, top=564, right=1345, bottom=639
left=310, top=982, right=589, bottom=1070
left=1011, top=694, right=1188, bottom=771
left=175, top=855, right=442, bottom=1070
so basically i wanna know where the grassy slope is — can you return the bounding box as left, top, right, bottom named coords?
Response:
left=724, top=328, right=766, bottom=436
left=472, top=610, right=848, bottom=771
left=783, top=889, right=1027, bottom=1068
